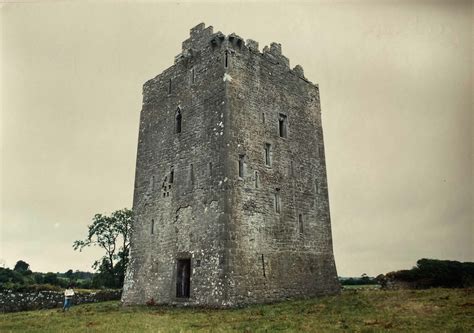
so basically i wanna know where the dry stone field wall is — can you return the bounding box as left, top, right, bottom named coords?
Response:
left=0, top=289, right=121, bottom=313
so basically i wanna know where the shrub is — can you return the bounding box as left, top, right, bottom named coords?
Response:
left=386, top=258, right=474, bottom=288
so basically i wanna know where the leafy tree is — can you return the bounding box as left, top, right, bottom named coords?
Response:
left=43, top=272, right=59, bottom=285
left=386, top=258, right=474, bottom=288
left=13, top=260, right=30, bottom=273
left=33, top=273, right=44, bottom=284
left=73, top=208, right=132, bottom=288
left=0, top=267, right=24, bottom=285
left=361, top=273, right=370, bottom=284
left=339, top=275, right=378, bottom=286
left=64, top=269, right=74, bottom=279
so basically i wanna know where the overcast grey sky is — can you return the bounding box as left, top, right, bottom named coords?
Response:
left=1, top=0, right=472, bottom=276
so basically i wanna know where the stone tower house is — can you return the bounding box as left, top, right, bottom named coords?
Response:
left=122, top=23, right=339, bottom=307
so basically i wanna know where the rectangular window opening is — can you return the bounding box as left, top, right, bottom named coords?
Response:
left=190, top=164, right=194, bottom=184
left=175, top=109, right=182, bottom=134
left=279, top=114, right=288, bottom=138
left=168, top=78, right=172, bottom=94
left=191, top=68, right=195, bottom=83
left=224, top=50, right=229, bottom=68
left=274, top=188, right=281, bottom=213
left=169, top=167, right=174, bottom=184
left=262, top=113, right=265, bottom=124
left=151, top=219, right=155, bottom=235
left=238, top=154, right=245, bottom=178
left=176, top=259, right=191, bottom=298
left=255, top=171, right=259, bottom=188
left=261, top=254, right=266, bottom=278
left=298, top=214, right=304, bottom=234
left=264, top=143, right=272, bottom=166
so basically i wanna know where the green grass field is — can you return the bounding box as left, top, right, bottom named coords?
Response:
left=1, top=288, right=473, bottom=332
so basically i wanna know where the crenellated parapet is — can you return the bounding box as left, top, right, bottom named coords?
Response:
left=245, top=39, right=259, bottom=52
left=292, top=64, right=305, bottom=79
left=175, top=23, right=214, bottom=63
left=262, top=42, right=289, bottom=68
left=174, top=22, right=310, bottom=82
left=182, top=23, right=214, bottom=52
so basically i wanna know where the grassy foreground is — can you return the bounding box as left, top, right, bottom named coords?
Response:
left=1, top=288, right=473, bottom=332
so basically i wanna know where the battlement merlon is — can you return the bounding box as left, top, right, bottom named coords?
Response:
left=181, top=23, right=214, bottom=53
left=173, top=23, right=309, bottom=82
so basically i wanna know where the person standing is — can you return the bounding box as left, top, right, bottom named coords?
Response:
left=63, top=285, right=75, bottom=311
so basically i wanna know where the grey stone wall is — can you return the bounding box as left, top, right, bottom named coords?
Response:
left=122, top=23, right=230, bottom=307
left=122, top=23, right=339, bottom=308
left=223, top=35, right=340, bottom=305
left=0, top=289, right=121, bottom=313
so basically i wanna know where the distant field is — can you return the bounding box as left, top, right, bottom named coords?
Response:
left=341, top=284, right=381, bottom=290
left=1, top=288, right=473, bottom=332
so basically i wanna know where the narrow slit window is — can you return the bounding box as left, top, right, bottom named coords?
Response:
left=261, top=254, right=266, bottom=278
left=264, top=143, right=272, bottom=166
left=209, top=162, right=213, bottom=175
left=238, top=154, right=245, bottom=178
left=298, top=214, right=303, bottom=234
left=175, top=109, right=182, bottom=134
left=151, top=219, right=155, bottom=235
left=150, top=175, right=155, bottom=192
left=274, top=188, right=281, bottom=213
left=224, top=50, right=229, bottom=68
left=279, top=113, right=288, bottom=138
left=318, top=144, right=324, bottom=159
left=255, top=171, right=259, bottom=188
left=191, top=67, right=195, bottom=83
left=168, top=78, right=172, bottom=94
left=169, top=166, right=174, bottom=184
left=262, top=113, right=265, bottom=124
left=190, top=164, right=194, bottom=184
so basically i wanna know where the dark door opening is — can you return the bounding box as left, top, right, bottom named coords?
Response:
left=176, top=259, right=191, bottom=298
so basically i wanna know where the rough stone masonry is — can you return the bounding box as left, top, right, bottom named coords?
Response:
left=121, top=23, right=340, bottom=307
